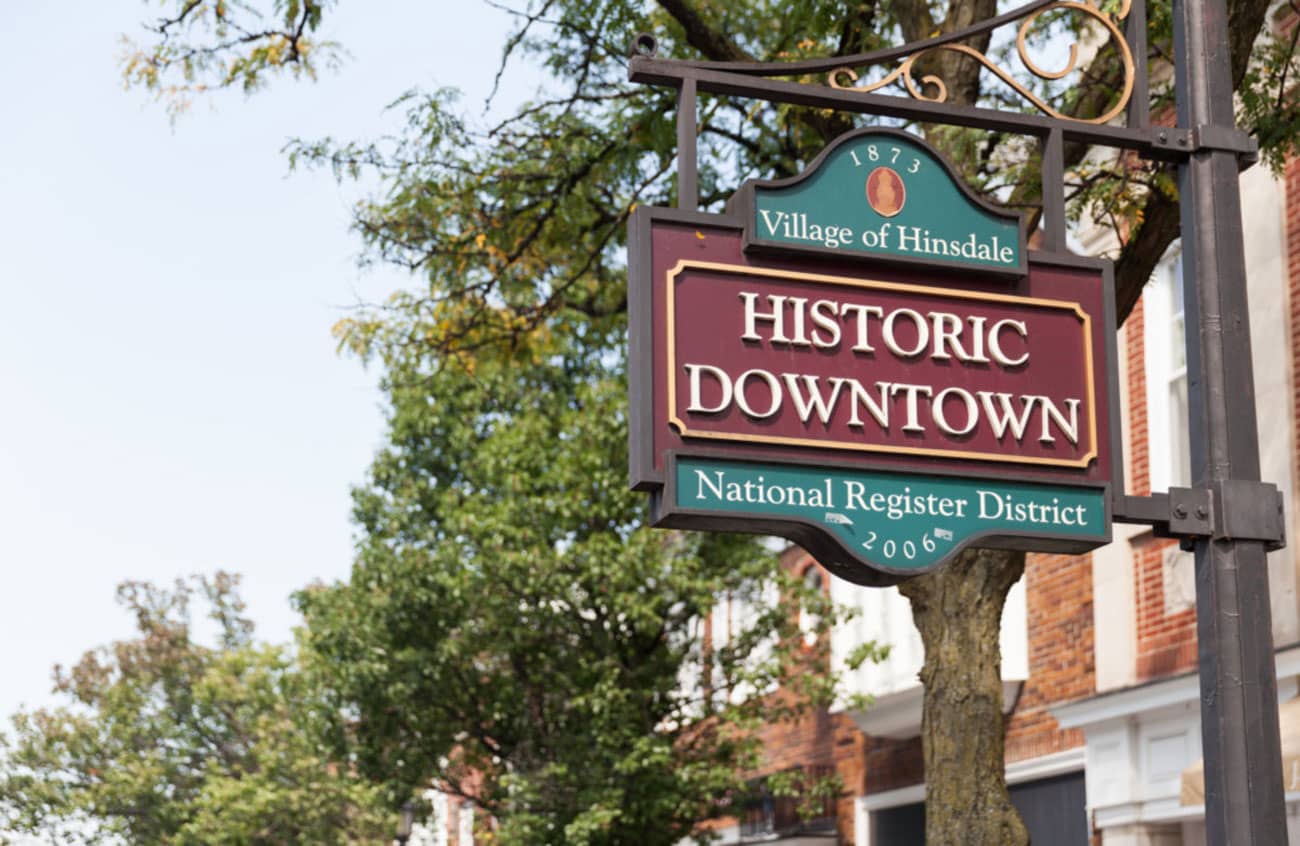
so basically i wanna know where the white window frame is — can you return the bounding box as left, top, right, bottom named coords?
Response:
left=1144, top=247, right=1190, bottom=492
left=457, top=801, right=474, bottom=846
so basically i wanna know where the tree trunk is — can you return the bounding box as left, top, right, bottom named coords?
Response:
left=898, top=548, right=1028, bottom=846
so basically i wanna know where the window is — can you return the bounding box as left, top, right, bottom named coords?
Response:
left=711, top=580, right=779, bottom=703
left=457, top=801, right=473, bottom=846
left=738, top=766, right=837, bottom=841
left=1144, top=248, right=1191, bottom=491
left=424, top=790, right=450, bottom=846
left=738, top=781, right=776, bottom=838
left=799, top=565, right=824, bottom=646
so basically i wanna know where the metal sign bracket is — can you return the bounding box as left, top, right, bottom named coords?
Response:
left=1116, top=483, right=1284, bottom=550
left=1149, top=125, right=1259, bottom=167
left=1211, top=480, right=1286, bottom=547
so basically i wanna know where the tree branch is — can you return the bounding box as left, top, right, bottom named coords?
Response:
left=655, top=0, right=754, bottom=61
left=835, top=0, right=882, bottom=58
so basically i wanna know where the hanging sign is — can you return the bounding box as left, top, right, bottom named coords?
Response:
left=628, top=130, right=1118, bottom=585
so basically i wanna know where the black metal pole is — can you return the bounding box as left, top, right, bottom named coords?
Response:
left=1041, top=127, right=1066, bottom=253
left=1124, top=0, right=1150, bottom=131
left=1173, top=0, right=1287, bottom=841
left=676, top=78, right=698, bottom=210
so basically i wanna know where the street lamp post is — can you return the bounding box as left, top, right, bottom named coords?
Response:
left=395, top=800, right=417, bottom=846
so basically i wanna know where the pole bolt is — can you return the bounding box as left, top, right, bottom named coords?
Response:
left=1175, top=504, right=1189, bottom=518
left=1196, top=505, right=1209, bottom=519
left=631, top=33, right=659, bottom=58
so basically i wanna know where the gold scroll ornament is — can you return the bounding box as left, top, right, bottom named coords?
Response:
left=828, top=0, right=1136, bottom=126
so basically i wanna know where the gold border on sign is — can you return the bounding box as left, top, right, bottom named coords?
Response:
left=665, top=260, right=1099, bottom=470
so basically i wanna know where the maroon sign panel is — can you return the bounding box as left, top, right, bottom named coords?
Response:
left=629, top=209, right=1119, bottom=491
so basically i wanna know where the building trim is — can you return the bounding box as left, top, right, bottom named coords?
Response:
left=857, top=747, right=1085, bottom=813
left=858, top=783, right=926, bottom=813
left=1090, top=792, right=1300, bottom=830
left=1052, top=642, right=1300, bottom=729
left=1006, top=746, right=1087, bottom=784
left=855, top=748, right=1086, bottom=844
left=845, top=679, right=1024, bottom=740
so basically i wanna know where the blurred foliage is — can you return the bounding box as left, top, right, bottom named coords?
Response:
left=121, top=1, right=343, bottom=117
left=292, top=334, right=862, bottom=844
left=0, top=574, right=388, bottom=845
left=1240, top=4, right=1300, bottom=171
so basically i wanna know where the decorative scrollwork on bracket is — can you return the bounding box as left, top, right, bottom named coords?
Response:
left=827, top=0, right=1135, bottom=125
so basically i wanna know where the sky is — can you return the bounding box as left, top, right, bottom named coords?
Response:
left=0, top=1, right=529, bottom=722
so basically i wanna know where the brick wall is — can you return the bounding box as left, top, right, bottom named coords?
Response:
left=747, top=690, right=870, bottom=844
left=1133, top=536, right=1197, bottom=679
left=863, top=734, right=924, bottom=794
left=708, top=548, right=869, bottom=843
left=1126, top=297, right=1150, bottom=497
left=743, top=544, right=924, bottom=844
left=1004, top=550, right=1095, bottom=762
left=1124, top=261, right=1200, bottom=680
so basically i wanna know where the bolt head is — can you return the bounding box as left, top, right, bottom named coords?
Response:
left=1174, top=504, right=1189, bottom=518
left=1195, top=505, right=1209, bottom=519
left=631, top=32, right=659, bottom=57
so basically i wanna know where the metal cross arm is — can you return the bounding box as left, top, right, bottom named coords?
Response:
left=628, top=54, right=1257, bottom=161
left=1115, top=483, right=1286, bottom=550
left=627, top=53, right=1175, bottom=159
left=1150, top=125, right=1260, bottom=167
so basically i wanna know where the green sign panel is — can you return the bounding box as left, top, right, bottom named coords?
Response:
left=665, top=455, right=1106, bottom=581
left=736, top=128, right=1024, bottom=275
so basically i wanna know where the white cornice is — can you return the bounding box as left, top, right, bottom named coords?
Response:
left=1052, top=671, right=1201, bottom=729
left=1005, top=747, right=1086, bottom=785
left=1092, top=792, right=1300, bottom=830
left=846, top=679, right=1024, bottom=740
left=1053, top=643, right=1300, bottom=730
left=858, top=783, right=926, bottom=811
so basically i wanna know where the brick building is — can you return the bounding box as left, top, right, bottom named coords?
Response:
left=713, top=35, right=1300, bottom=846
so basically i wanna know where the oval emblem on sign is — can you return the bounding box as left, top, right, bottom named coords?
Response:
left=866, top=167, right=905, bottom=217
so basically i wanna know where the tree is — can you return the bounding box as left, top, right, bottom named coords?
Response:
left=120, top=0, right=1300, bottom=843
left=293, top=333, right=861, bottom=844
left=0, top=574, right=388, bottom=845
